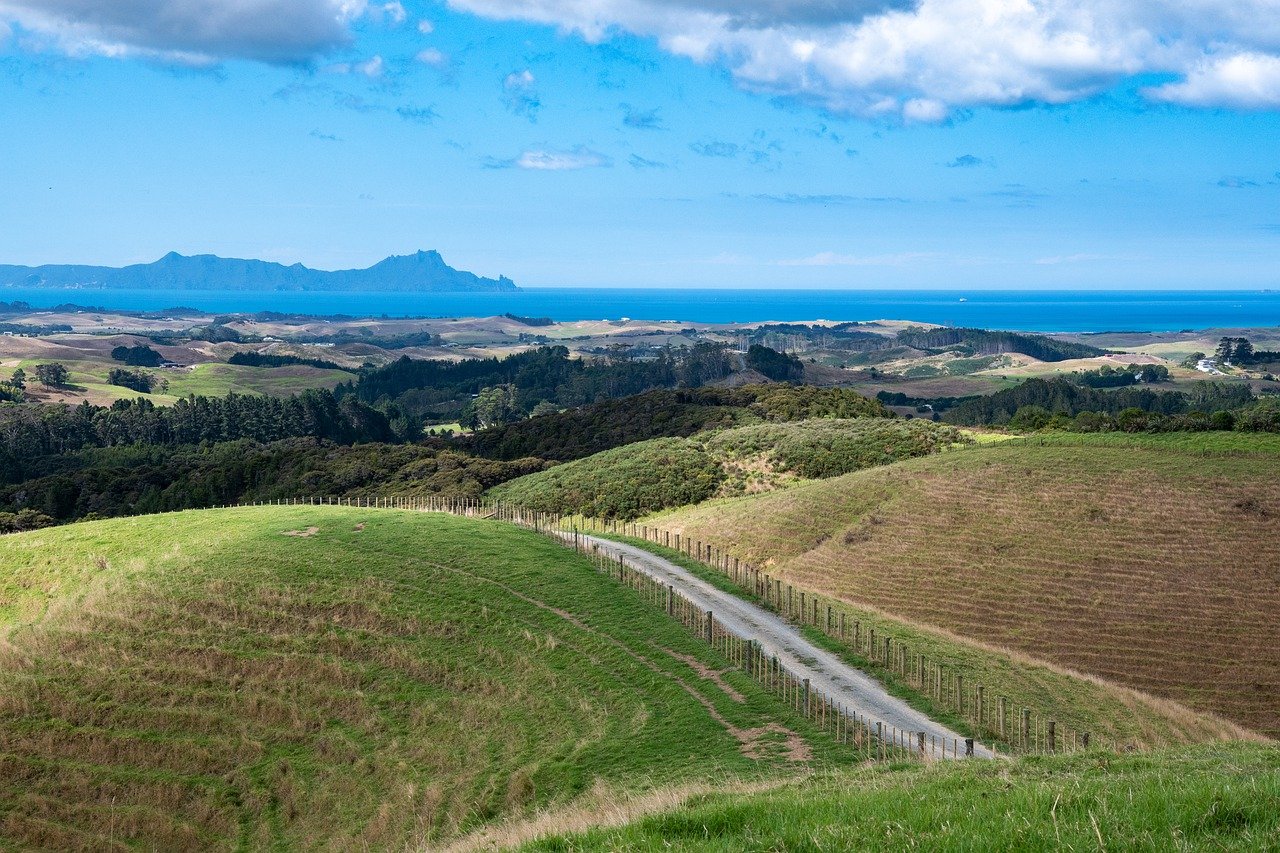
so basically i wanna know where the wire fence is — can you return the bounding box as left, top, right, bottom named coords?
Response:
left=232, top=495, right=1120, bottom=758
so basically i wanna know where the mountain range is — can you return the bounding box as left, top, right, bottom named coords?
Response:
left=0, top=251, right=518, bottom=292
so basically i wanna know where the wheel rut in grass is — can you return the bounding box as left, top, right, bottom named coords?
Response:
left=415, top=558, right=810, bottom=764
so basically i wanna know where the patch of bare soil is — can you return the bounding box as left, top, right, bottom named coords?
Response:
left=664, top=649, right=746, bottom=702
left=280, top=527, right=320, bottom=538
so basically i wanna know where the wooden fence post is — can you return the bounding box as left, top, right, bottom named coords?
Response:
left=667, top=585, right=674, bottom=616
left=705, top=610, right=713, bottom=644
left=1048, top=721, right=1056, bottom=753
left=1022, top=709, right=1031, bottom=750
left=803, top=679, right=811, bottom=717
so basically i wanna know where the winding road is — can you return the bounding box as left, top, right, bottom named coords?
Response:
left=579, top=533, right=994, bottom=759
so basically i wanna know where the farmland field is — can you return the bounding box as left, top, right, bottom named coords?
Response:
left=654, top=433, right=1280, bottom=737
left=0, top=507, right=830, bottom=849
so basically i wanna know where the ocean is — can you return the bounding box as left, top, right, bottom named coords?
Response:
left=2, top=287, right=1278, bottom=333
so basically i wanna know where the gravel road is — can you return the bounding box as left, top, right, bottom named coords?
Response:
left=580, top=533, right=994, bottom=759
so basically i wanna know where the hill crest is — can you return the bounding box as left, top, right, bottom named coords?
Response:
left=0, top=249, right=518, bottom=292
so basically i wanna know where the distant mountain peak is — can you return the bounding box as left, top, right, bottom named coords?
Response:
left=0, top=251, right=518, bottom=293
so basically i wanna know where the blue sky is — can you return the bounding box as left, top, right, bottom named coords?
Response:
left=1, top=0, right=1279, bottom=288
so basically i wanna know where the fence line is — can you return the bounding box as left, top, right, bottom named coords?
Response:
left=231, top=496, right=1115, bottom=757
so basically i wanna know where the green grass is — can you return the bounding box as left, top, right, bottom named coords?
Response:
left=13, top=357, right=352, bottom=404
left=652, top=434, right=1280, bottom=740
left=490, top=419, right=965, bottom=519
left=524, top=743, right=1280, bottom=851
left=162, top=362, right=354, bottom=398
left=0, top=507, right=838, bottom=849
left=1010, top=430, right=1280, bottom=455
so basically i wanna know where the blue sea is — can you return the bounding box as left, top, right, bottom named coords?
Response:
left=2, top=286, right=1278, bottom=333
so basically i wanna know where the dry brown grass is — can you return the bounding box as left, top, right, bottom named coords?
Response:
left=658, top=438, right=1280, bottom=738
left=435, top=778, right=791, bottom=853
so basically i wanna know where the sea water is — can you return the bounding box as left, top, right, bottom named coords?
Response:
left=2, top=287, right=1278, bottom=333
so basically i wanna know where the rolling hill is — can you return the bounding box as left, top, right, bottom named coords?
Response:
left=489, top=418, right=967, bottom=519
left=0, top=507, right=828, bottom=849
left=653, top=432, right=1280, bottom=738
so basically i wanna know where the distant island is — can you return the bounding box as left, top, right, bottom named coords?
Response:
left=0, top=250, right=518, bottom=292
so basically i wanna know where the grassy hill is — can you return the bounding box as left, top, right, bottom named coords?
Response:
left=490, top=419, right=965, bottom=519
left=518, top=744, right=1280, bottom=851
left=0, top=508, right=832, bottom=849
left=653, top=432, right=1280, bottom=738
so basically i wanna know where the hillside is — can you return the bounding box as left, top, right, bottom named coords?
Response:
left=489, top=418, right=964, bottom=519
left=653, top=433, right=1280, bottom=737
left=0, top=250, right=516, bottom=292
left=519, top=744, right=1280, bottom=851
left=0, top=508, right=829, bottom=849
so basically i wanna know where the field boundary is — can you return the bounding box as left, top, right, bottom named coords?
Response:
left=228, top=495, right=1212, bottom=754
left=225, top=495, right=991, bottom=761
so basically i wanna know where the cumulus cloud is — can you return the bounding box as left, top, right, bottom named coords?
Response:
left=503, top=68, right=541, bottom=119
left=369, top=1, right=405, bottom=24
left=0, top=0, right=375, bottom=64
left=417, top=19, right=434, bottom=34
left=1146, top=52, right=1280, bottom=108
left=447, top=0, right=1280, bottom=118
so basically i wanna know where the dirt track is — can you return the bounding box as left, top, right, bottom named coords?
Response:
left=581, top=534, right=993, bottom=759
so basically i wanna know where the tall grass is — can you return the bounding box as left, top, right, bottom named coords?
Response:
left=0, top=507, right=839, bottom=849
left=522, top=744, right=1280, bottom=851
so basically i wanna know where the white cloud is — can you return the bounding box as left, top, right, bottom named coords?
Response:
left=503, top=68, right=540, bottom=118
left=416, top=47, right=448, bottom=66
left=447, top=0, right=1280, bottom=117
left=1145, top=52, right=1280, bottom=108
left=373, top=2, right=405, bottom=24
left=504, top=68, right=534, bottom=90
left=516, top=147, right=611, bottom=170
left=325, top=54, right=382, bottom=76
left=778, top=250, right=936, bottom=266
left=417, top=19, right=434, bottom=34
left=0, top=0, right=395, bottom=64
left=355, top=54, right=382, bottom=76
